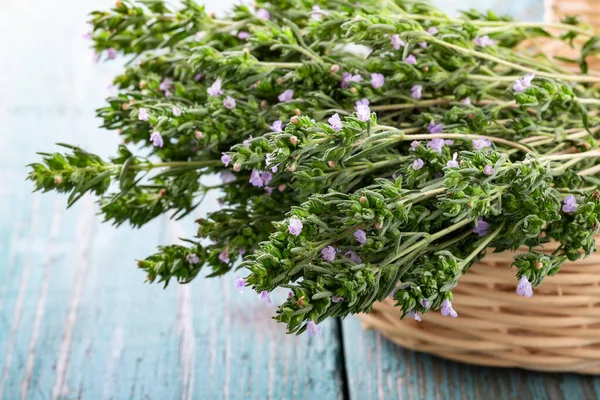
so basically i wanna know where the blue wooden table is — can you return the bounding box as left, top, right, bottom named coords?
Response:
left=1, top=0, right=600, bottom=399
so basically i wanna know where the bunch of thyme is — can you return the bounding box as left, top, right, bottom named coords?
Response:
left=28, top=0, right=600, bottom=335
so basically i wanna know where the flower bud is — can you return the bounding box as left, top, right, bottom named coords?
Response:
left=136, top=260, right=142, bottom=267
left=260, top=100, right=268, bottom=110
left=122, top=103, right=129, bottom=111
left=350, top=87, right=357, bottom=94
left=139, top=80, right=147, bottom=89
left=290, top=116, right=299, bottom=125
left=288, top=164, right=297, bottom=172
left=375, top=222, right=383, bottom=229
left=129, top=99, right=135, bottom=104
left=195, top=131, right=203, bottom=140
left=54, top=176, right=63, bottom=184
left=290, top=136, right=298, bottom=145
left=243, top=48, right=249, bottom=55
left=278, top=184, right=286, bottom=192
left=158, top=189, right=167, bottom=197
left=422, top=66, right=429, bottom=72
left=360, top=196, right=367, bottom=204
left=233, top=162, right=242, bottom=172
left=328, top=161, right=336, bottom=168
left=330, top=64, right=340, bottom=73
left=536, top=262, right=543, bottom=270
left=294, top=108, right=301, bottom=116
left=277, top=78, right=284, bottom=85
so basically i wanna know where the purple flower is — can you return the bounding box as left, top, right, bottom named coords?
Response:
left=427, top=138, right=445, bottom=153
left=239, top=249, right=246, bottom=255
left=311, top=6, right=324, bottom=20
left=82, top=32, right=92, bottom=40
left=172, top=106, right=182, bottom=117
left=475, top=35, right=496, bottom=47
left=355, top=98, right=370, bottom=108
left=447, top=153, right=459, bottom=168
left=328, top=113, right=343, bottom=131
left=428, top=120, right=444, bottom=134
left=420, top=299, right=431, bottom=308
left=341, top=72, right=362, bottom=88
left=412, top=158, right=424, bottom=170
left=195, top=31, right=206, bottom=41
left=516, top=276, right=534, bottom=298
left=405, top=54, right=417, bottom=65
left=221, top=153, right=232, bottom=166
left=107, top=48, right=118, bottom=60
left=411, top=85, right=422, bottom=99
left=419, top=42, right=428, bottom=48
left=344, top=250, right=361, bottom=264
left=219, top=250, right=230, bottom=263
left=391, top=34, right=405, bottom=50
left=186, top=254, right=200, bottom=264
left=427, top=27, right=438, bottom=34
left=306, top=321, right=321, bottom=337
left=410, top=141, right=420, bottom=151
left=332, top=296, right=344, bottom=303
left=138, top=108, right=149, bottom=121
left=278, top=89, right=294, bottom=103
left=407, top=310, right=422, bottom=322
left=356, top=104, right=371, bottom=122
left=194, top=73, right=204, bottom=81
left=220, top=170, right=236, bottom=184
left=462, top=97, right=472, bottom=105
left=237, top=31, right=250, bottom=40
left=249, top=169, right=264, bottom=187
left=223, top=96, right=236, bottom=109
left=472, top=137, right=492, bottom=150
left=256, top=8, right=270, bottom=20
left=235, top=277, right=247, bottom=293
left=483, top=164, right=495, bottom=176
left=150, top=131, right=164, bottom=147
left=472, top=217, right=490, bottom=237
left=513, top=73, right=535, bottom=93
left=440, top=299, right=458, bottom=318
left=259, top=291, right=272, bottom=306
left=261, top=171, right=273, bottom=186
left=159, top=78, right=173, bottom=92
left=370, top=73, right=385, bottom=89
left=354, top=229, right=367, bottom=245
left=207, top=78, right=223, bottom=97
left=271, top=120, right=283, bottom=132
left=322, top=245, right=336, bottom=262
left=288, top=217, right=303, bottom=236
left=265, top=154, right=278, bottom=173
left=445, top=140, right=454, bottom=145
left=562, top=195, right=577, bottom=213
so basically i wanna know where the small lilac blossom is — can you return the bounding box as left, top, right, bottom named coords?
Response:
left=261, top=171, right=273, bottom=186
left=355, top=98, right=370, bottom=108
left=265, top=154, right=278, bottom=173
left=220, top=170, right=236, bottom=184
left=391, top=34, right=405, bottom=50
left=223, top=96, right=236, bottom=109
left=194, top=73, right=203, bottom=81
left=249, top=169, right=264, bottom=187
left=405, top=54, right=417, bottom=65
left=235, top=277, right=247, bottom=293
left=138, top=108, right=149, bottom=121
left=407, top=310, right=422, bottom=322
left=420, top=299, right=431, bottom=308
left=186, top=254, right=200, bottom=264
left=82, top=32, right=92, bottom=40
left=513, top=73, right=535, bottom=93
left=150, top=131, right=164, bottom=147
left=427, top=27, right=438, bottom=34
left=221, top=153, right=232, bottom=166
left=331, top=296, right=344, bottom=303
left=445, top=140, right=454, bottom=145
left=419, top=42, right=428, bottom=48
left=370, top=73, right=385, bottom=89
left=428, top=120, right=444, bottom=134
left=562, top=195, right=578, bottom=213
left=410, top=141, right=420, bottom=151
left=411, top=85, right=422, bottom=99
left=237, top=31, right=250, bottom=39
left=172, top=106, right=182, bottom=117
left=472, top=137, right=492, bottom=150
left=345, top=250, right=362, bottom=264
left=271, top=120, right=283, bottom=132
left=440, top=300, right=458, bottom=318
left=516, top=276, right=534, bottom=298
left=207, top=78, right=223, bottom=97
left=306, top=321, right=321, bottom=337
left=329, top=114, right=343, bottom=131
left=288, top=217, right=303, bottom=236
left=311, top=6, right=323, bottom=20
left=322, top=245, right=336, bottom=262
left=195, top=31, right=206, bottom=41
left=472, top=217, right=490, bottom=237
left=278, top=89, right=294, bottom=102
left=256, top=8, right=270, bottom=20
left=107, top=48, right=118, bottom=59
left=341, top=72, right=362, bottom=88
left=412, top=158, right=424, bottom=170
left=354, top=229, right=367, bottom=245
left=462, top=97, right=472, bottom=105
left=159, top=78, right=173, bottom=92
left=483, top=164, right=495, bottom=176
left=356, top=104, right=371, bottom=122
left=219, top=250, right=230, bottom=264
left=447, top=153, right=459, bottom=168
left=239, top=249, right=246, bottom=255
left=475, top=35, right=496, bottom=47
left=259, top=291, right=272, bottom=306
left=427, top=138, right=445, bottom=153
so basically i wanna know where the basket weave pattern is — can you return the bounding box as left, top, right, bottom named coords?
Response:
left=357, top=0, right=600, bottom=373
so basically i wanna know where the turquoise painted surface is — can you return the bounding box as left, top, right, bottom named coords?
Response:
left=1, top=0, right=600, bottom=399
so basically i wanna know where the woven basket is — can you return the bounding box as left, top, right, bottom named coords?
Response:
left=357, top=0, right=600, bottom=374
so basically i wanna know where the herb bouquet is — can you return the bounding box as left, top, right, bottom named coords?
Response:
left=28, top=0, right=600, bottom=372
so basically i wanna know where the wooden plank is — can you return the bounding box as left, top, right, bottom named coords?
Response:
left=0, top=1, right=344, bottom=399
